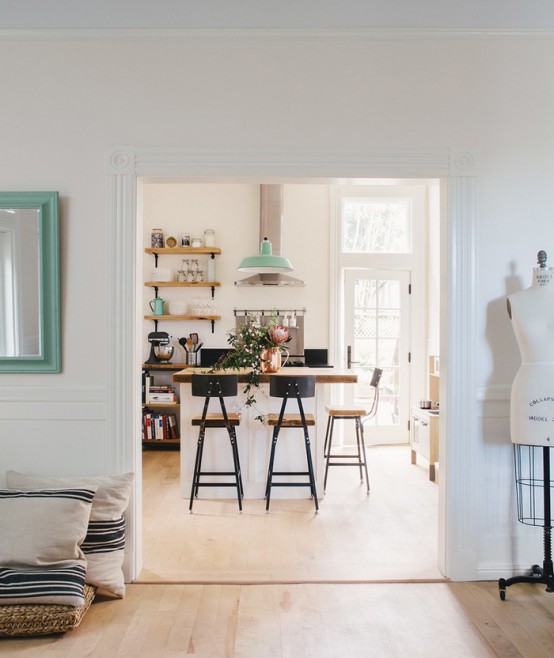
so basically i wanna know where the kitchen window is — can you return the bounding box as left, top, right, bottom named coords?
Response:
left=341, top=197, right=412, bottom=254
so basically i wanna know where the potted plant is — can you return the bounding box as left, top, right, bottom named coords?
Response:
left=213, top=315, right=290, bottom=420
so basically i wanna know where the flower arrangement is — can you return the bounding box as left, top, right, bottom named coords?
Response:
left=213, top=315, right=290, bottom=420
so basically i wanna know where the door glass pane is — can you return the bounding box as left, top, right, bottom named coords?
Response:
left=353, top=278, right=402, bottom=427
left=342, top=199, right=411, bottom=253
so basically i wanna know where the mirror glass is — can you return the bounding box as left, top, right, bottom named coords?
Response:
left=0, top=192, right=60, bottom=372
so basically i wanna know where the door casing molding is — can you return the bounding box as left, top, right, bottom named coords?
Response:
left=106, top=146, right=478, bottom=581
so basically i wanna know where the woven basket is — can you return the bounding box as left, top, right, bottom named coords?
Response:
left=0, top=584, right=96, bottom=637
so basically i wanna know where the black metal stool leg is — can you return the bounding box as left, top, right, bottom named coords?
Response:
left=228, top=428, right=243, bottom=511
left=230, top=428, right=244, bottom=498
left=194, top=429, right=207, bottom=498
left=303, top=427, right=319, bottom=511
left=265, top=428, right=280, bottom=511
left=358, top=417, right=370, bottom=493
left=354, top=417, right=364, bottom=482
left=189, top=428, right=205, bottom=511
left=323, top=415, right=332, bottom=458
left=324, top=416, right=334, bottom=493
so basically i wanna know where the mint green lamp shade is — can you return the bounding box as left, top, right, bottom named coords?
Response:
left=238, top=238, right=294, bottom=273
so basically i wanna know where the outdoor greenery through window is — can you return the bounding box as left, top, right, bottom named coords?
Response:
left=342, top=198, right=411, bottom=253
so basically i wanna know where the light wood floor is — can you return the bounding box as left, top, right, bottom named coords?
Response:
left=3, top=581, right=554, bottom=656
left=3, top=448, right=554, bottom=656
left=139, top=445, right=442, bottom=582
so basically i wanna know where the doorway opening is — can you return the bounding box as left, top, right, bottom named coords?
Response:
left=105, top=145, right=478, bottom=583
left=136, top=178, right=443, bottom=583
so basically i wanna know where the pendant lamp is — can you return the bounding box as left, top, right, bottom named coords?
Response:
left=237, top=185, right=294, bottom=273
left=237, top=237, right=293, bottom=273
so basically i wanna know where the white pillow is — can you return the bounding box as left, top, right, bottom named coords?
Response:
left=6, top=471, right=133, bottom=598
left=0, top=488, right=96, bottom=606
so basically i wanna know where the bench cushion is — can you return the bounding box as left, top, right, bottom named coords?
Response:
left=0, top=583, right=95, bottom=636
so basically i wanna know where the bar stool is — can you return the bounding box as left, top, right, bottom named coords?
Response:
left=323, top=368, right=383, bottom=494
left=189, top=374, right=243, bottom=512
left=265, top=375, right=318, bottom=512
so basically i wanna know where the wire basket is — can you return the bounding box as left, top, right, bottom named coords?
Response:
left=514, top=444, right=554, bottom=528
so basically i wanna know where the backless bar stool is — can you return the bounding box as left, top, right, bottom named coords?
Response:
left=190, top=374, right=243, bottom=512
left=265, top=375, right=318, bottom=512
left=323, top=368, right=383, bottom=494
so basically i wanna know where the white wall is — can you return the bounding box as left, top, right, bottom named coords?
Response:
left=141, top=183, right=331, bottom=358
left=1, top=32, right=554, bottom=578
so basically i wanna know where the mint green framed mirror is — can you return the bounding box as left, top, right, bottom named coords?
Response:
left=0, top=192, right=60, bottom=372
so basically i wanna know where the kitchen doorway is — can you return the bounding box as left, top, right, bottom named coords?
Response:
left=137, top=177, right=443, bottom=583
left=105, top=145, right=479, bottom=582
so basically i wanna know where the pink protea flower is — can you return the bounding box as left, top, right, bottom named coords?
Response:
left=269, top=325, right=289, bottom=345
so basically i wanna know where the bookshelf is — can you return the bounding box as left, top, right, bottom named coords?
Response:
left=142, top=364, right=182, bottom=449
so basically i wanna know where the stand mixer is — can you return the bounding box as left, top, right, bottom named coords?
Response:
left=145, top=331, right=175, bottom=364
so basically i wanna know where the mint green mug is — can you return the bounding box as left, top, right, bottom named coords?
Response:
left=149, top=298, right=165, bottom=316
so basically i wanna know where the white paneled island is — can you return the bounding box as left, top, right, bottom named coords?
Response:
left=173, top=368, right=357, bottom=500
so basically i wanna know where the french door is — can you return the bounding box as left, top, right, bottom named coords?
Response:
left=344, top=268, right=411, bottom=444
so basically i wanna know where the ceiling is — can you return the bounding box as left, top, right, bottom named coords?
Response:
left=1, top=0, right=553, bottom=30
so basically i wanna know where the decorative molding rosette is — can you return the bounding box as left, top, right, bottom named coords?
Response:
left=106, top=148, right=135, bottom=175
left=451, top=150, right=478, bottom=176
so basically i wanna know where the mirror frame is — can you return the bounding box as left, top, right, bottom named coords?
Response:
left=0, top=191, right=60, bottom=373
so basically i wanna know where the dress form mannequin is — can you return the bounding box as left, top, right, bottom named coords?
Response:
left=508, top=251, right=554, bottom=446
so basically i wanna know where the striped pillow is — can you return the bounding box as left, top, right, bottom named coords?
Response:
left=6, top=472, right=133, bottom=597
left=0, top=488, right=96, bottom=606
left=0, top=563, right=87, bottom=607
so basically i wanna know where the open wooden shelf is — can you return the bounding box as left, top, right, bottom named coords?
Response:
left=145, top=247, right=221, bottom=255
left=142, top=439, right=180, bottom=445
left=144, top=314, right=221, bottom=321
left=144, top=281, right=220, bottom=288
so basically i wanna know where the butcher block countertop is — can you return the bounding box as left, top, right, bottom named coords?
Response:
left=173, top=367, right=357, bottom=384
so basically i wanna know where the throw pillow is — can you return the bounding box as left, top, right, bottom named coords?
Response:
left=6, top=471, right=133, bottom=598
left=0, top=488, right=96, bottom=606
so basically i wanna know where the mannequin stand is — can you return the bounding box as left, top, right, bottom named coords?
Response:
left=499, top=445, right=554, bottom=600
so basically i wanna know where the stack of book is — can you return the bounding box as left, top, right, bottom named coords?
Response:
left=144, top=376, right=177, bottom=404
left=142, top=412, right=179, bottom=440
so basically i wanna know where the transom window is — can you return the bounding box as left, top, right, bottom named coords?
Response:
left=342, top=198, right=412, bottom=253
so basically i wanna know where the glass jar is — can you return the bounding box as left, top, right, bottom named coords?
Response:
left=204, top=229, right=216, bottom=247
left=151, top=228, right=164, bottom=248
left=191, top=237, right=203, bottom=248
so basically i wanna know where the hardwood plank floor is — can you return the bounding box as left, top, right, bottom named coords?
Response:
left=139, top=445, right=442, bottom=582
left=4, top=448, right=554, bottom=656
left=3, top=582, right=554, bottom=657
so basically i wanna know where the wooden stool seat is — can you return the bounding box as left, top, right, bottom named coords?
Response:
left=192, top=413, right=241, bottom=427
left=326, top=405, right=371, bottom=417
left=267, top=413, right=315, bottom=427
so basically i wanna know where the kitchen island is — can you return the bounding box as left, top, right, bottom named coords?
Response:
left=173, top=368, right=357, bottom=501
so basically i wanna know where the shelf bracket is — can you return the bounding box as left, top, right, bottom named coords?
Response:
left=153, top=319, right=159, bottom=331
left=211, top=319, right=215, bottom=333
left=210, top=285, right=215, bottom=299
left=154, top=285, right=160, bottom=298
left=153, top=253, right=159, bottom=268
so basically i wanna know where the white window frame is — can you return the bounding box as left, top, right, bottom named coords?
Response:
left=330, top=184, right=429, bottom=414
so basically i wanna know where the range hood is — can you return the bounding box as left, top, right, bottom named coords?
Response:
left=235, top=185, right=305, bottom=287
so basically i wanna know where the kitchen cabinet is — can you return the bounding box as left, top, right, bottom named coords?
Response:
left=410, top=408, right=438, bottom=481
left=410, top=356, right=440, bottom=481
